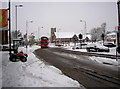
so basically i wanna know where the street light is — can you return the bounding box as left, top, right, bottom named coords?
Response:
left=80, top=20, right=87, bottom=40
left=15, top=4, right=23, bottom=39
left=26, top=20, right=33, bottom=48
left=58, top=29, right=61, bottom=44
left=38, top=27, right=43, bottom=40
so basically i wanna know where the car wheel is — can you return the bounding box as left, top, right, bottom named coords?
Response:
left=21, top=57, right=27, bottom=62
left=87, top=49, right=90, bottom=52
left=96, top=49, right=99, bottom=52
left=10, top=57, right=16, bottom=62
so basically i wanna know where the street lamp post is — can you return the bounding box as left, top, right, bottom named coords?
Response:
left=58, top=29, right=61, bottom=44
left=26, top=20, right=33, bottom=48
left=80, top=20, right=87, bottom=41
left=38, top=27, right=43, bottom=40
left=15, top=4, right=23, bottom=39
left=9, top=0, right=11, bottom=55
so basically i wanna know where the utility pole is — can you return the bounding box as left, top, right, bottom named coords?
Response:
left=38, top=27, right=40, bottom=40
left=26, top=20, right=33, bottom=48
left=9, top=0, right=11, bottom=55
left=38, top=27, right=43, bottom=41
left=15, top=4, right=23, bottom=39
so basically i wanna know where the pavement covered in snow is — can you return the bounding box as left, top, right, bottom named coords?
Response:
left=1, top=45, right=85, bottom=88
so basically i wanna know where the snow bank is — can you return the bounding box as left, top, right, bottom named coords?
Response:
left=2, top=45, right=85, bottom=88
left=89, top=56, right=119, bottom=66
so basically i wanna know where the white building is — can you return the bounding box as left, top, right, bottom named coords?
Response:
left=106, top=32, right=116, bottom=42
left=54, top=32, right=76, bottom=43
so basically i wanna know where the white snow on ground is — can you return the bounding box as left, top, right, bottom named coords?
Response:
left=89, top=56, right=120, bottom=66
left=49, top=43, right=120, bottom=67
left=1, top=45, right=85, bottom=88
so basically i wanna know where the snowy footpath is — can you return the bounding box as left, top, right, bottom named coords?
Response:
left=1, top=45, right=85, bottom=89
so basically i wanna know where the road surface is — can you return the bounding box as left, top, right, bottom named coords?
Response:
left=34, top=48, right=120, bottom=89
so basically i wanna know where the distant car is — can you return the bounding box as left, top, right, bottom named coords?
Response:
left=0, top=44, right=9, bottom=51
left=104, top=42, right=116, bottom=47
left=55, top=43, right=63, bottom=47
left=0, top=44, right=14, bottom=51
left=86, top=43, right=109, bottom=52
left=72, top=43, right=87, bottom=49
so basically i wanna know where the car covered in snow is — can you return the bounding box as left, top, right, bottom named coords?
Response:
left=72, top=43, right=87, bottom=49
left=86, top=43, right=109, bottom=52
left=104, top=42, right=116, bottom=47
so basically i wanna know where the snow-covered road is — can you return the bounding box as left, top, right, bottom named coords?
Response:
left=1, top=45, right=85, bottom=89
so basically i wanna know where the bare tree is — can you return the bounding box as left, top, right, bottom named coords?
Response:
left=90, top=23, right=107, bottom=42
left=91, top=28, right=97, bottom=42
left=101, top=22, right=106, bottom=34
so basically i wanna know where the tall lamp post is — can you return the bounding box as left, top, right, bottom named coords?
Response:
left=118, top=1, right=120, bottom=26
left=80, top=20, right=87, bottom=40
left=26, top=20, right=33, bottom=48
left=58, top=29, right=61, bottom=44
left=15, top=4, right=23, bottom=39
left=9, top=0, right=11, bottom=55
left=38, top=26, right=43, bottom=40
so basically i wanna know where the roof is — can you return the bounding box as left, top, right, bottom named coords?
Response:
left=13, top=39, right=22, bottom=41
left=107, top=32, right=116, bottom=36
left=76, top=34, right=91, bottom=40
left=54, top=32, right=75, bottom=38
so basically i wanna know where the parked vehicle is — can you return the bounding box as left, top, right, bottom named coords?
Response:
left=104, top=42, right=116, bottom=47
left=9, top=39, right=28, bottom=62
left=72, top=43, right=87, bottom=49
left=0, top=44, right=14, bottom=51
left=0, top=44, right=8, bottom=50
left=55, top=44, right=63, bottom=47
left=10, top=51, right=28, bottom=62
left=86, top=43, right=109, bottom=52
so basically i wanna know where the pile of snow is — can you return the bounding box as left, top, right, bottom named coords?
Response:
left=89, top=56, right=119, bottom=67
left=2, top=45, right=85, bottom=88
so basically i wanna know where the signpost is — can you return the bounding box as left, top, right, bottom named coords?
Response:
left=0, top=9, right=8, bottom=44
left=0, top=9, right=8, bottom=29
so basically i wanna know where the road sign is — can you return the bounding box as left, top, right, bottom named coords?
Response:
left=0, top=9, right=8, bottom=30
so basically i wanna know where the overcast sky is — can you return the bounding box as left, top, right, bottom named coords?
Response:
left=1, top=0, right=118, bottom=38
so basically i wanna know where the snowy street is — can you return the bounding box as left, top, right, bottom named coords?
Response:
left=1, top=45, right=85, bottom=88
left=34, top=46, right=120, bottom=88
left=1, top=43, right=120, bottom=89
left=1, top=1, right=120, bottom=89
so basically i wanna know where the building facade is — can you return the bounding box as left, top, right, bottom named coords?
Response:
left=51, top=28, right=56, bottom=43
left=0, top=30, right=8, bottom=44
left=0, top=9, right=8, bottom=44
